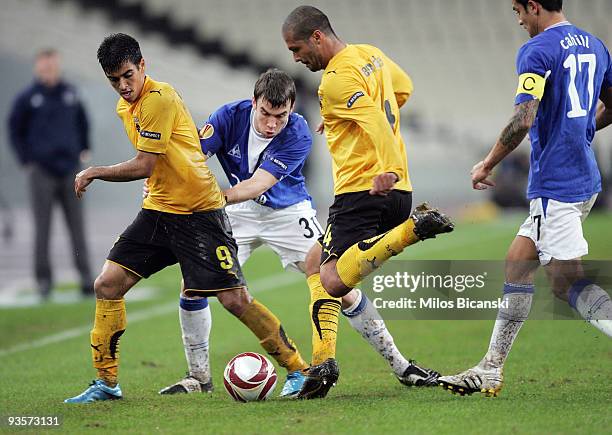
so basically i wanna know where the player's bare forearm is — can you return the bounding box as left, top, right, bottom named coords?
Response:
left=224, top=180, right=266, bottom=205
left=471, top=99, right=538, bottom=191
left=224, top=169, right=278, bottom=205
left=596, top=88, right=612, bottom=131
left=74, top=151, right=158, bottom=198
left=483, top=99, right=539, bottom=171
left=97, top=154, right=157, bottom=182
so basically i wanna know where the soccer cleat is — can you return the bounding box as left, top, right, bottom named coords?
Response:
left=297, top=358, right=340, bottom=400
left=396, top=360, right=440, bottom=387
left=64, top=379, right=122, bottom=403
left=410, top=203, right=455, bottom=241
left=438, top=366, right=504, bottom=397
left=279, top=369, right=307, bottom=398
left=159, top=375, right=214, bottom=395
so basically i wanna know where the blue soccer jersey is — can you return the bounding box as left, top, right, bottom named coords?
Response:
left=515, top=22, right=612, bottom=202
left=200, top=100, right=312, bottom=209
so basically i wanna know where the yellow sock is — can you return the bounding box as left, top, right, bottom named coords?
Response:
left=308, top=273, right=341, bottom=365
left=238, top=299, right=308, bottom=372
left=90, top=299, right=127, bottom=387
left=336, top=219, right=419, bottom=288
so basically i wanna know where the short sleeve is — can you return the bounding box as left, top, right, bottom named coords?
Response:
left=515, top=43, right=550, bottom=105
left=199, top=106, right=229, bottom=157
left=136, top=94, right=175, bottom=154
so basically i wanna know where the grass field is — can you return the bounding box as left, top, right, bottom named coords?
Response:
left=1, top=213, right=611, bottom=434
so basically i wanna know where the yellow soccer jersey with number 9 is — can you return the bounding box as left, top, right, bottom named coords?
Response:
left=318, top=44, right=413, bottom=195
left=117, top=76, right=225, bottom=214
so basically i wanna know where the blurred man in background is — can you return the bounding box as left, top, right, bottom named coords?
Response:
left=8, top=48, right=93, bottom=300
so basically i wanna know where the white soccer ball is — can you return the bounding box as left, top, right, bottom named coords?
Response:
left=223, top=352, right=277, bottom=402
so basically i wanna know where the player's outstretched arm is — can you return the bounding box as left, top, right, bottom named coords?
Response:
left=472, top=99, right=539, bottom=190
left=223, top=168, right=278, bottom=205
left=596, top=87, right=612, bottom=131
left=74, top=150, right=158, bottom=198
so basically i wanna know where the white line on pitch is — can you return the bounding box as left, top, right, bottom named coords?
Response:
left=0, top=271, right=303, bottom=358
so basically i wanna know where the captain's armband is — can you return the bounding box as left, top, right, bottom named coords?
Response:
left=516, top=73, right=546, bottom=101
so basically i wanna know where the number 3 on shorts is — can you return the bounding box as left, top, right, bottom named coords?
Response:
left=216, top=245, right=234, bottom=270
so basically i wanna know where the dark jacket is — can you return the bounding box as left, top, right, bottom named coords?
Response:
left=8, top=80, right=89, bottom=176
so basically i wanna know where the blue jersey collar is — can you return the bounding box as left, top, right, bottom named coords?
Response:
left=545, top=21, right=571, bottom=31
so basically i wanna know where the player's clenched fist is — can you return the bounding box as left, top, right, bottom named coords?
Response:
left=370, top=172, right=399, bottom=196
left=74, top=167, right=95, bottom=198
left=470, top=161, right=496, bottom=191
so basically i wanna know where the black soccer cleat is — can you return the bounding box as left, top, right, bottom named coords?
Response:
left=297, top=358, right=340, bottom=400
left=159, top=375, right=214, bottom=395
left=396, top=360, right=440, bottom=387
left=410, top=203, right=455, bottom=241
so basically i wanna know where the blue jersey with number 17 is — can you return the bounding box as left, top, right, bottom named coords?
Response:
left=515, top=22, right=612, bottom=202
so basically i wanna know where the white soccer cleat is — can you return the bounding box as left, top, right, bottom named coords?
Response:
left=159, top=375, right=213, bottom=395
left=438, top=366, right=503, bottom=397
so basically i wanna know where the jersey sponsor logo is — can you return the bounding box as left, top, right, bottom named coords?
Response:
left=199, top=123, right=214, bottom=140
left=347, top=91, right=365, bottom=108
left=140, top=130, right=161, bottom=140
left=516, top=73, right=545, bottom=100
left=270, top=158, right=288, bottom=171
left=228, top=143, right=241, bottom=159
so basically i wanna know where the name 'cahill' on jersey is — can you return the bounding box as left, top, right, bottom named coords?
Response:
left=318, top=44, right=413, bottom=195
left=515, top=22, right=612, bottom=202
left=116, top=76, right=225, bottom=214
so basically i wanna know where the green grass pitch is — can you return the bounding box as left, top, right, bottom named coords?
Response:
left=1, top=213, right=610, bottom=434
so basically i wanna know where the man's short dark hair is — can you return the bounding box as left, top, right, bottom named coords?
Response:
left=97, top=33, right=143, bottom=74
left=282, top=5, right=337, bottom=41
left=253, top=69, right=296, bottom=108
left=516, top=0, right=563, bottom=12
left=36, top=48, right=58, bottom=59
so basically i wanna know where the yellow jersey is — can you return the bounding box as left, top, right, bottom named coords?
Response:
left=318, top=44, right=413, bottom=195
left=117, top=76, right=225, bottom=214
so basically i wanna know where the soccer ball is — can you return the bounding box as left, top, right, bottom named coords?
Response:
left=223, top=352, right=277, bottom=402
